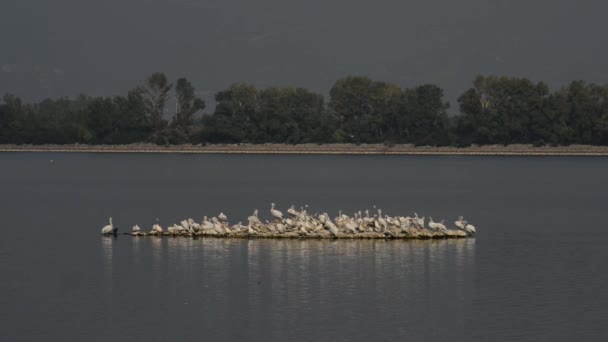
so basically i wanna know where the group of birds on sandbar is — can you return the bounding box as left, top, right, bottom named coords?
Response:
left=101, top=203, right=477, bottom=239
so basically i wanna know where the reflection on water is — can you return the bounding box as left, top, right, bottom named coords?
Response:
left=140, top=238, right=476, bottom=276
left=113, top=237, right=476, bottom=339
left=7, top=153, right=608, bottom=341
left=101, top=236, right=115, bottom=322
left=101, top=236, right=115, bottom=271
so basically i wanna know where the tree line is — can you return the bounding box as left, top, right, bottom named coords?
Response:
left=1, top=73, right=608, bottom=146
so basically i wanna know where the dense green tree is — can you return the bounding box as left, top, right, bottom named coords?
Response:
left=329, top=76, right=401, bottom=143
left=112, top=90, right=153, bottom=143
left=0, top=94, right=22, bottom=143
left=202, top=83, right=259, bottom=142
left=547, top=81, right=608, bottom=145
left=402, top=84, right=452, bottom=145
left=173, top=77, right=205, bottom=128
left=288, top=87, right=330, bottom=143
left=2, top=73, right=608, bottom=147
left=256, top=87, right=298, bottom=142
left=138, top=72, right=172, bottom=131
left=329, top=76, right=373, bottom=142
left=256, top=86, right=328, bottom=143
left=457, top=75, right=549, bottom=145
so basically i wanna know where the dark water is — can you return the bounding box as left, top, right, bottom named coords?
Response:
left=1, top=153, right=607, bottom=341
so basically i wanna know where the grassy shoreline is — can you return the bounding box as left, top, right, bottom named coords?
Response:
left=2, top=143, right=608, bottom=156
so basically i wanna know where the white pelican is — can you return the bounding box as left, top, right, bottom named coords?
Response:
left=299, top=223, right=309, bottom=235
left=132, top=224, right=141, bottom=233
left=211, top=217, right=225, bottom=234
left=218, top=212, right=228, bottom=222
left=248, top=210, right=261, bottom=225
left=455, top=216, right=465, bottom=230
left=231, top=221, right=246, bottom=232
left=180, top=220, right=190, bottom=230
left=345, top=220, right=358, bottom=234
left=202, top=216, right=214, bottom=231
left=376, top=209, right=388, bottom=229
left=325, top=218, right=339, bottom=237
left=318, top=213, right=327, bottom=224
left=287, top=205, right=298, bottom=217
left=414, top=213, right=425, bottom=228
left=101, top=217, right=116, bottom=235
left=276, top=222, right=286, bottom=233
left=266, top=221, right=277, bottom=233
left=270, top=203, right=283, bottom=221
left=152, top=223, right=163, bottom=234
left=188, top=218, right=201, bottom=232
left=428, top=217, right=447, bottom=231
left=465, top=223, right=476, bottom=236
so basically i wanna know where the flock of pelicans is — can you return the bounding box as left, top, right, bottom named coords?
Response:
left=101, top=203, right=477, bottom=239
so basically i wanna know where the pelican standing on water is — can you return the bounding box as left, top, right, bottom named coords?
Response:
left=101, top=217, right=117, bottom=235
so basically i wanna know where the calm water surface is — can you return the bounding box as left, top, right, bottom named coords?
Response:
left=1, top=153, right=607, bottom=341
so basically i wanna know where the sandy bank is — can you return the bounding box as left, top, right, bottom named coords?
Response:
left=2, top=143, right=608, bottom=156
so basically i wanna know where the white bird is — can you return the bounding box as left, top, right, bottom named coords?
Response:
left=248, top=209, right=261, bottom=225
left=201, top=217, right=214, bottom=231
left=287, top=205, right=299, bottom=217
left=428, top=217, right=447, bottom=231
left=455, top=216, right=465, bottom=230
left=101, top=217, right=116, bottom=235
left=318, top=213, right=327, bottom=224
left=218, top=212, right=228, bottom=222
left=413, top=213, right=425, bottom=228
left=465, top=223, right=476, bottom=236
left=168, top=224, right=178, bottom=234
left=132, top=224, right=140, bottom=233
left=223, top=224, right=232, bottom=234
left=265, top=220, right=277, bottom=233
left=299, top=223, right=309, bottom=235
left=180, top=220, right=190, bottom=230
left=152, top=223, right=163, bottom=234
left=344, top=220, right=358, bottom=234
left=211, top=217, right=225, bottom=234
left=270, top=203, right=283, bottom=221
left=325, top=218, right=339, bottom=237
left=247, top=224, right=258, bottom=235
left=188, top=218, right=201, bottom=232
left=231, top=221, right=246, bottom=232
left=376, top=209, right=388, bottom=229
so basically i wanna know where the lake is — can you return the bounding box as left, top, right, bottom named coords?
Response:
left=1, top=153, right=607, bottom=341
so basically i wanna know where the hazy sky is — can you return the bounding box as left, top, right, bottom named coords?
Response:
left=1, top=0, right=607, bottom=108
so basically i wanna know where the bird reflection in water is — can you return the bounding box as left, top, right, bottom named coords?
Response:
left=101, top=235, right=115, bottom=265
left=101, top=236, right=116, bottom=297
